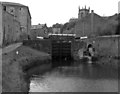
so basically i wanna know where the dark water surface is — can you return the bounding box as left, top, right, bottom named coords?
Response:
left=29, top=61, right=118, bottom=92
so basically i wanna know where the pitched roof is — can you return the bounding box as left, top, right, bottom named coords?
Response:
left=0, top=2, right=31, bottom=19
left=0, top=2, right=26, bottom=7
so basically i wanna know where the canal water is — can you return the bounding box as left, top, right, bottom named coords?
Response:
left=29, top=61, right=118, bottom=92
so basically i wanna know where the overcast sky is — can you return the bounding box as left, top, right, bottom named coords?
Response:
left=1, top=0, right=120, bottom=26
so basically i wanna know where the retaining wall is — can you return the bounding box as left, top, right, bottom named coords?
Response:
left=85, top=35, right=120, bottom=58
left=23, top=39, right=51, bottom=53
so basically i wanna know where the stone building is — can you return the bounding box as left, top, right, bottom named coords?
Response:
left=78, top=6, right=90, bottom=20
left=0, top=2, right=31, bottom=46
left=30, top=24, right=48, bottom=39
left=31, top=23, right=45, bottom=29
left=69, top=18, right=78, bottom=23
left=82, top=35, right=120, bottom=58
left=52, top=23, right=63, bottom=34
left=64, top=6, right=118, bottom=38
left=75, top=10, right=118, bottom=37
left=52, top=28, right=61, bottom=34
left=65, top=6, right=118, bottom=38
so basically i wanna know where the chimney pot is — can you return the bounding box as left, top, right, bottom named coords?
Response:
left=91, top=10, right=94, bottom=13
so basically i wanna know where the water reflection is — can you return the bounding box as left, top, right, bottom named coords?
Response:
left=51, top=61, right=118, bottom=80
left=30, top=61, right=118, bottom=92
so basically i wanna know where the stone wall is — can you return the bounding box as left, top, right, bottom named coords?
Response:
left=83, top=35, right=120, bottom=58
left=0, top=4, right=3, bottom=47
left=3, top=11, right=21, bottom=46
left=0, top=2, right=32, bottom=47
left=18, top=7, right=31, bottom=35
left=74, top=13, right=118, bottom=37
left=23, top=39, right=51, bottom=53
left=4, top=3, right=31, bottom=37
left=75, top=13, right=107, bottom=37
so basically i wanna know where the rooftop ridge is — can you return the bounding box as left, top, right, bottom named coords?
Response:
left=0, top=1, right=27, bottom=7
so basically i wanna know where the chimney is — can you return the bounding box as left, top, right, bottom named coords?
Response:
left=91, top=10, right=94, bottom=13
left=78, top=6, right=80, bottom=12
left=85, top=5, right=86, bottom=9
left=88, top=7, right=90, bottom=12
left=91, top=10, right=94, bottom=36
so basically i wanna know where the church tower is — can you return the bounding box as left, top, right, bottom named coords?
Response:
left=78, top=6, right=90, bottom=20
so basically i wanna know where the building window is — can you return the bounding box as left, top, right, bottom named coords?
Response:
left=20, top=8, right=23, bottom=11
left=10, top=10, right=14, bottom=15
left=9, top=7, right=15, bottom=15
left=3, top=6, right=6, bottom=11
left=11, top=9, right=13, bottom=12
left=81, top=12, right=83, bottom=18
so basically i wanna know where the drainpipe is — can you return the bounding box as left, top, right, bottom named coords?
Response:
left=83, top=21, right=85, bottom=36
left=91, top=10, right=94, bottom=37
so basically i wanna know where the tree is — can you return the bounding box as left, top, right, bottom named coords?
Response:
left=61, top=22, right=76, bottom=33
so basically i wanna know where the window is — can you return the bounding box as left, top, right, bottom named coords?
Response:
left=20, top=8, right=23, bottom=11
left=81, top=12, right=83, bottom=18
left=11, top=10, right=13, bottom=12
left=3, top=6, right=6, bottom=11
left=9, top=7, right=15, bottom=15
